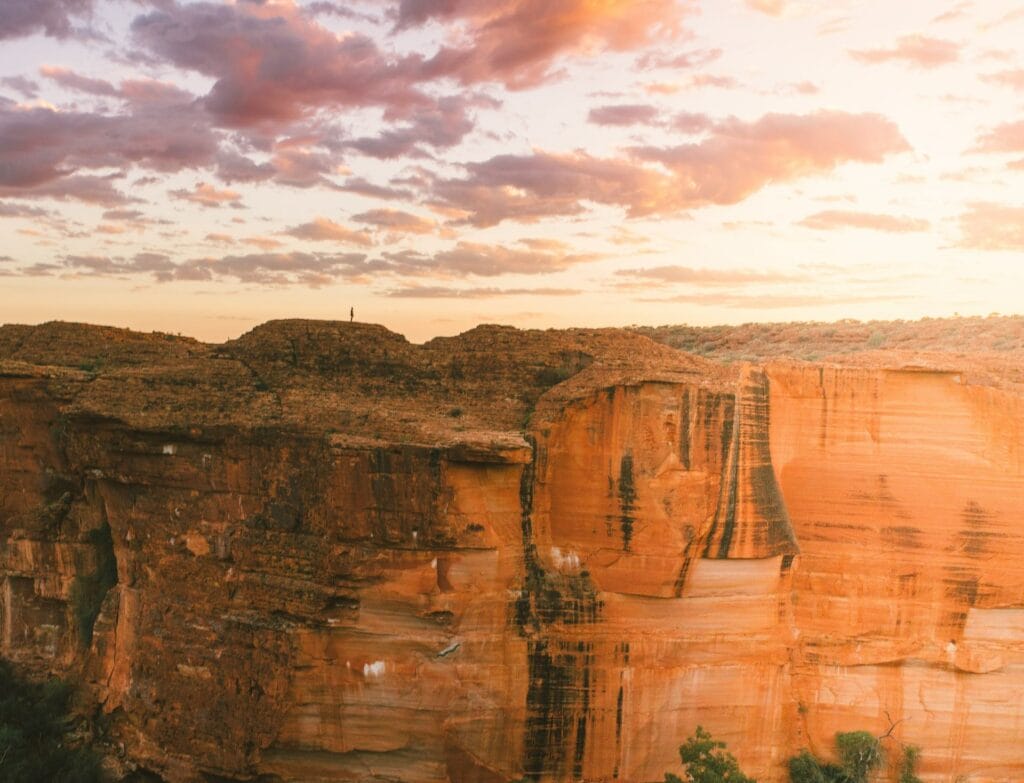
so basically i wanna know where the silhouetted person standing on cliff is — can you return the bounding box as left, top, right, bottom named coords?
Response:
left=350, top=307, right=354, bottom=322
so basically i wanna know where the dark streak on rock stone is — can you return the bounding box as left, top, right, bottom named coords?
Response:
left=617, top=453, right=637, bottom=553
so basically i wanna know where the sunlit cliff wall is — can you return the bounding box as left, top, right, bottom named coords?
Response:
left=3, top=322, right=1024, bottom=782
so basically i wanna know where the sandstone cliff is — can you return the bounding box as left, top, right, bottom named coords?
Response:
left=2, top=320, right=1024, bottom=782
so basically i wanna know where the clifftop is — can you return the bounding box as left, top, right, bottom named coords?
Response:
left=0, top=319, right=728, bottom=440
left=5, top=317, right=1023, bottom=440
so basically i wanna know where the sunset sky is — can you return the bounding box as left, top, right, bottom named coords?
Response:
left=2, top=0, right=1024, bottom=342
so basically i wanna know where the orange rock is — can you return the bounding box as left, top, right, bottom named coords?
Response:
left=4, top=320, right=1024, bottom=781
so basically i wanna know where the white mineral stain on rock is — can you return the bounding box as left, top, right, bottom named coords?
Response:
left=363, top=660, right=386, bottom=678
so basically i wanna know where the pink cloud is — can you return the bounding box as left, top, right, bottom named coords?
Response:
left=982, top=70, right=1024, bottom=90
left=689, top=74, right=739, bottom=89
left=405, top=0, right=692, bottom=88
left=338, top=177, right=414, bottom=201
left=432, top=111, right=908, bottom=226
left=615, top=265, right=799, bottom=286
left=588, top=104, right=660, bottom=126
left=432, top=151, right=679, bottom=226
left=131, top=1, right=429, bottom=127
left=957, top=203, right=1024, bottom=250
left=850, top=35, right=960, bottom=68
left=0, top=0, right=94, bottom=40
left=799, top=210, right=930, bottom=232
left=39, top=65, right=117, bottom=96
left=352, top=208, right=436, bottom=234
left=0, top=75, right=40, bottom=98
left=0, top=174, right=134, bottom=205
left=635, top=47, right=722, bottom=70
left=632, top=111, right=910, bottom=207
left=0, top=89, right=220, bottom=201
left=638, top=292, right=911, bottom=308
left=975, top=120, right=1024, bottom=152
left=386, top=239, right=600, bottom=276
left=347, top=95, right=495, bottom=159
left=284, top=217, right=374, bottom=246
left=384, top=285, right=581, bottom=298
left=745, top=0, right=787, bottom=17
left=169, top=182, right=242, bottom=208
left=171, top=251, right=377, bottom=286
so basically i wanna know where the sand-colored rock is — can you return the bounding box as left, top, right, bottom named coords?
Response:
left=3, top=320, right=1024, bottom=781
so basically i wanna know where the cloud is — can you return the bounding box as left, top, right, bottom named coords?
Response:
left=788, top=80, right=819, bottom=95
left=131, top=1, right=428, bottom=127
left=957, top=203, right=1024, bottom=250
left=431, top=151, right=679, bottom=226
left=932, top=2, right=971, bottom=24
left=241, top=236, right=283, bottom=251
left=377, top=239, right=599, bottom=277
left=40, top=65, right=118, bottom=96
left=0, top=75, right=40, bottom=98
left=0, top=0, right=94, bottom=40
left=169, top=182, right=242, bottom=207
left=638, top=292, right=911, bottom=308
left=635, top=47, right=722, bottom=70
left=689, top=74, right=739, bottom=89
left=266, top=147, right=341, bottom=188
left=588, top=104, right=659, bottom=126
left=0, top=174, right=134, bottom=205
left=432, top=241, right=594, bottom=275
left=0, top=89, right=220, bottom=202
left=981, top=70, right=1024, bottom=90
left=284, top=217, right=374, bottom=245
left=32, top=248, right=380, bottom=287
left=337, top=177, right=414, bottom=201
left=632, top=111, right=910, bottom=206
left=346, top=94, right=495, bottom=159
left=0, top=202, right=50, bottom=218
left=383, top=285, right=581, bottom=298
left=352, top=208, right=436, bottom=234
left=431, top=112, right=907, bottom=226
left=798, top=210, right=930, bottom=232
left=850, top=35, right=960, bottom=68
left=975, top=119, right=1024, bottom=152
left=182, top=251, right=379, bottom=286
left=745, top=0, right=787, bottom=16
left=404, top=0, right=691, bottom=89
left=615, top=265, right=800, bottom=287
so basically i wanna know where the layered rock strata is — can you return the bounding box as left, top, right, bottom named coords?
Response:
left=2, top=321, right=1023, bottom=782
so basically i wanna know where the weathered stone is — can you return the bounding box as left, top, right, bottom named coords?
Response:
left=3, top=320, right=1024, bottom=782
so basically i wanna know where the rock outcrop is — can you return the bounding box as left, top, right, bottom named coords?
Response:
left=2, top=320, right=1024, bottom=782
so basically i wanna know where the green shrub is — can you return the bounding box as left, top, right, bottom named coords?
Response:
left=898, top=745, right=922, bottom=783
left=666, top=726, right=756, bottom=783
left=835, top=730, right=883, bottom=783
left=0, top=660, right=100, bottom=782
left=788, top=729, right=890, bottom=783
left=789, top=750, right=836, bottom=783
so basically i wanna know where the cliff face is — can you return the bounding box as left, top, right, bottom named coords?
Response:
left=2, top=321, right=1024, bottom=782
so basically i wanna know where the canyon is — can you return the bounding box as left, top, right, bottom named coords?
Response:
left=3, top=318, right=1024, bottom=782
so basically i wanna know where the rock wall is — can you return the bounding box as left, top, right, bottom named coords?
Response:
left=4, top=322, right=1024, bottom=782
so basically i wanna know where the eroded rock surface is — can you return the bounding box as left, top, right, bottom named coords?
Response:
left=2, top=319, right=1024, bottom=782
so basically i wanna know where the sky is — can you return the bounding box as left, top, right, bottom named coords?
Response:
left=1, top=0, right=1024, bottom=343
